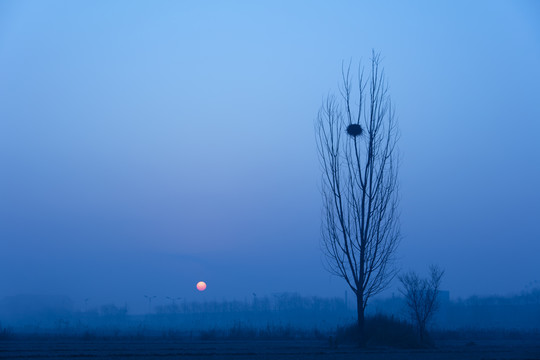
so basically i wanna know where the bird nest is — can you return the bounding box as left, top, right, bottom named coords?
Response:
left=346, top=124, right=363, bottom=137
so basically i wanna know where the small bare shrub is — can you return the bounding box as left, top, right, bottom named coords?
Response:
left=399, top=265, right=444, bottom=343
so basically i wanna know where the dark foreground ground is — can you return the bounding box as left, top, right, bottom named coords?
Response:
left=1, top=338, right=540, bottom=360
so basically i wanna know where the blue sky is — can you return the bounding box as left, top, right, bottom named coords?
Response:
left=1, top=1, right=539, bottom=312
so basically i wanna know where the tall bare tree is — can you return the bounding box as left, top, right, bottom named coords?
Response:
left=315, top=53, right=400, bottom=342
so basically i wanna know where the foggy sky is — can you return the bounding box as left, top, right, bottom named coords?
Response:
left=1, top=0, right=539, bottom=313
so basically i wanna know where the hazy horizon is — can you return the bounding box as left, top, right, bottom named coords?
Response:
left=1, top=1, right=539, bottom=314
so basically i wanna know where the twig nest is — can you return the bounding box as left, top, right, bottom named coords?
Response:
left=346, top=124, right=363, bottom=137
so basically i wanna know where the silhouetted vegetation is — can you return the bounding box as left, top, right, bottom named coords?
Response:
left=0, top=322, right=14, bottom=340
left=399, top=265, right=444, bottom=343
left=336, top=314, right=420, bottom=348
left=198, top=323, right=326, bottom=341
left=1, top=289, right=539, bottom=347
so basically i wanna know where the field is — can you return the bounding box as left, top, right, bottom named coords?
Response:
left=1, top=338, right=539, bottom=360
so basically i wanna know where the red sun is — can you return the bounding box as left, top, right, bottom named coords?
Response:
left=196, top=281, right=207, bottom=291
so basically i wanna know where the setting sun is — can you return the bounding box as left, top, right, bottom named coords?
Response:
left=196, top=281, right=207, bottom=291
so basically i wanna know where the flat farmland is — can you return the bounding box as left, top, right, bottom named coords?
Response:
left=1, top=338, right=540, bottom=360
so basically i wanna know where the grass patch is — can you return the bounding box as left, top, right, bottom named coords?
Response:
left=336, top=314, right=421, bottom=348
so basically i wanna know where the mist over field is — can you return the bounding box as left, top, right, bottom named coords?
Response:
left=1, top=2, right=539, bottom=353
left=1, top=290, right=539, bottom=334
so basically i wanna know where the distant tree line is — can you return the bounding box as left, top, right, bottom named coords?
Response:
left=1, top=289, right=539, bottom=337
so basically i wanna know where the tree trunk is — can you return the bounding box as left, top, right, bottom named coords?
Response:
left=356, top=295, right=365, bottom=346
left=418, top=322, right=425, bottom=344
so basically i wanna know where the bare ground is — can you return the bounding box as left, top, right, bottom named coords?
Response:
left=1, top=338, right=539, bottom=359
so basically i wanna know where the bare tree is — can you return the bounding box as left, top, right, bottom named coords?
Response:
left=315, top=52, right=400, bottom=343
left=399, top=265, right=445, bottom=343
